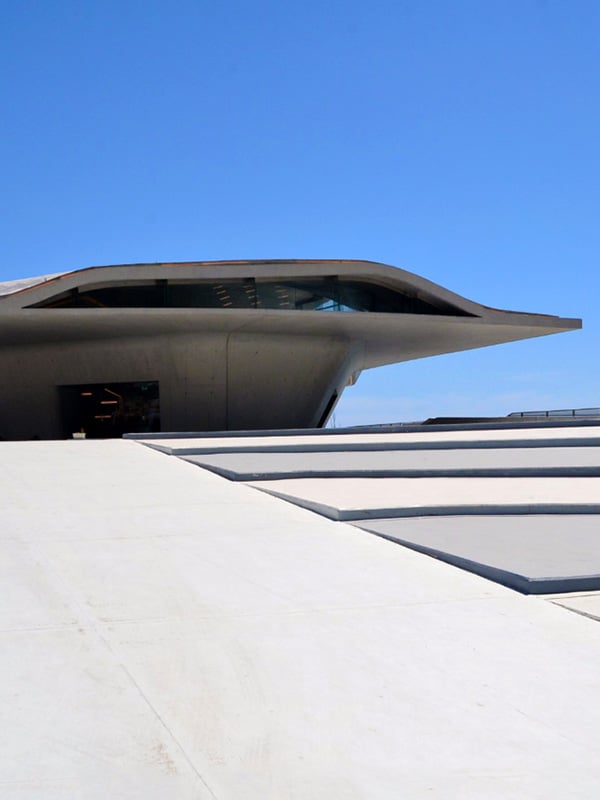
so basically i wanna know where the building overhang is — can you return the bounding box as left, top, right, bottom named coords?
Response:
left=0, top=259, right=582, bottom=370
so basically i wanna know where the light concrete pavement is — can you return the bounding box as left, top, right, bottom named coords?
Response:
left=143, top=424, right=600, bottom=455
left=3, top=439, right=600, bottom=797
left=249, top=476, right=600, bottom=519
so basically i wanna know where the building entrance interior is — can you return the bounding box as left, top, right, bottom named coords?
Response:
left=59, top=381, right=160, bottom=438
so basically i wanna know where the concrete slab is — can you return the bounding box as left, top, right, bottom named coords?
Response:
left=249, top=476, right=600, bottom=520
left=103, top=601, right=600, bottom=799
left=0, top=439, right=277, bottom=544
left=0, top=627, right=216, bottom=798
left=352, top=515, right=600, bottom=594
left=4, top=439, right=600, bottom=797
left=126, top=417, right=600, bottom=439
left=183, top=445, right=600, bottom=480
left=138, top=424, right=600, bottom=455
left=551, top=592, right=600, bottom=621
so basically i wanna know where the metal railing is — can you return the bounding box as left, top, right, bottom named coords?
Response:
left=508, top=407, right=600, bottom=418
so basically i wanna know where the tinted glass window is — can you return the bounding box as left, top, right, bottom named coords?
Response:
left=28, top=278, right=472, bottom=316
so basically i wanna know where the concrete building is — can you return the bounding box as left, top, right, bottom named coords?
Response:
left=0, top=259, right=580, bottom=439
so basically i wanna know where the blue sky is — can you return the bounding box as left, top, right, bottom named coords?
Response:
left=1, top=1, right=598, bottom=425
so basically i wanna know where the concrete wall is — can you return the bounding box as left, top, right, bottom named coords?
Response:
left=0, top=332, right=356, bottom=439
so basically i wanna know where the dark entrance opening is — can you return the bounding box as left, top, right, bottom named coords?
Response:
left=59, top=381, right=160, bottom=439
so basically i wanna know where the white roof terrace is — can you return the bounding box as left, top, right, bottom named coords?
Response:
left=3, top=420, right=600, bottom=797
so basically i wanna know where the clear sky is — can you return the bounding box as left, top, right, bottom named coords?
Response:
left=1, top=1, right=598, bottom=425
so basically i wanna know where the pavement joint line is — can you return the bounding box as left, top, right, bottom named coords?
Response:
left=95, top=597, right=508, bottom=626
left=549, top=602, right=600, bottom=624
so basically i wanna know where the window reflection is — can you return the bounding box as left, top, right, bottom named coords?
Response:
left=28, top=277, right=472, bottom=316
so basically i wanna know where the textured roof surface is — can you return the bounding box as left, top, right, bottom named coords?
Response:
left=0, top=271, right=67, bottom=297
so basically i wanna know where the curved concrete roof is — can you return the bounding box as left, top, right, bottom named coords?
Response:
left=0, top=258, right=579, bottom=321
left=4, top=259, right=478, bottom=309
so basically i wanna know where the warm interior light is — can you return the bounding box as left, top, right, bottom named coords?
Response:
left=80, top=392, right=93, bottom=396
left=100, top=400, right=118, bottom=405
